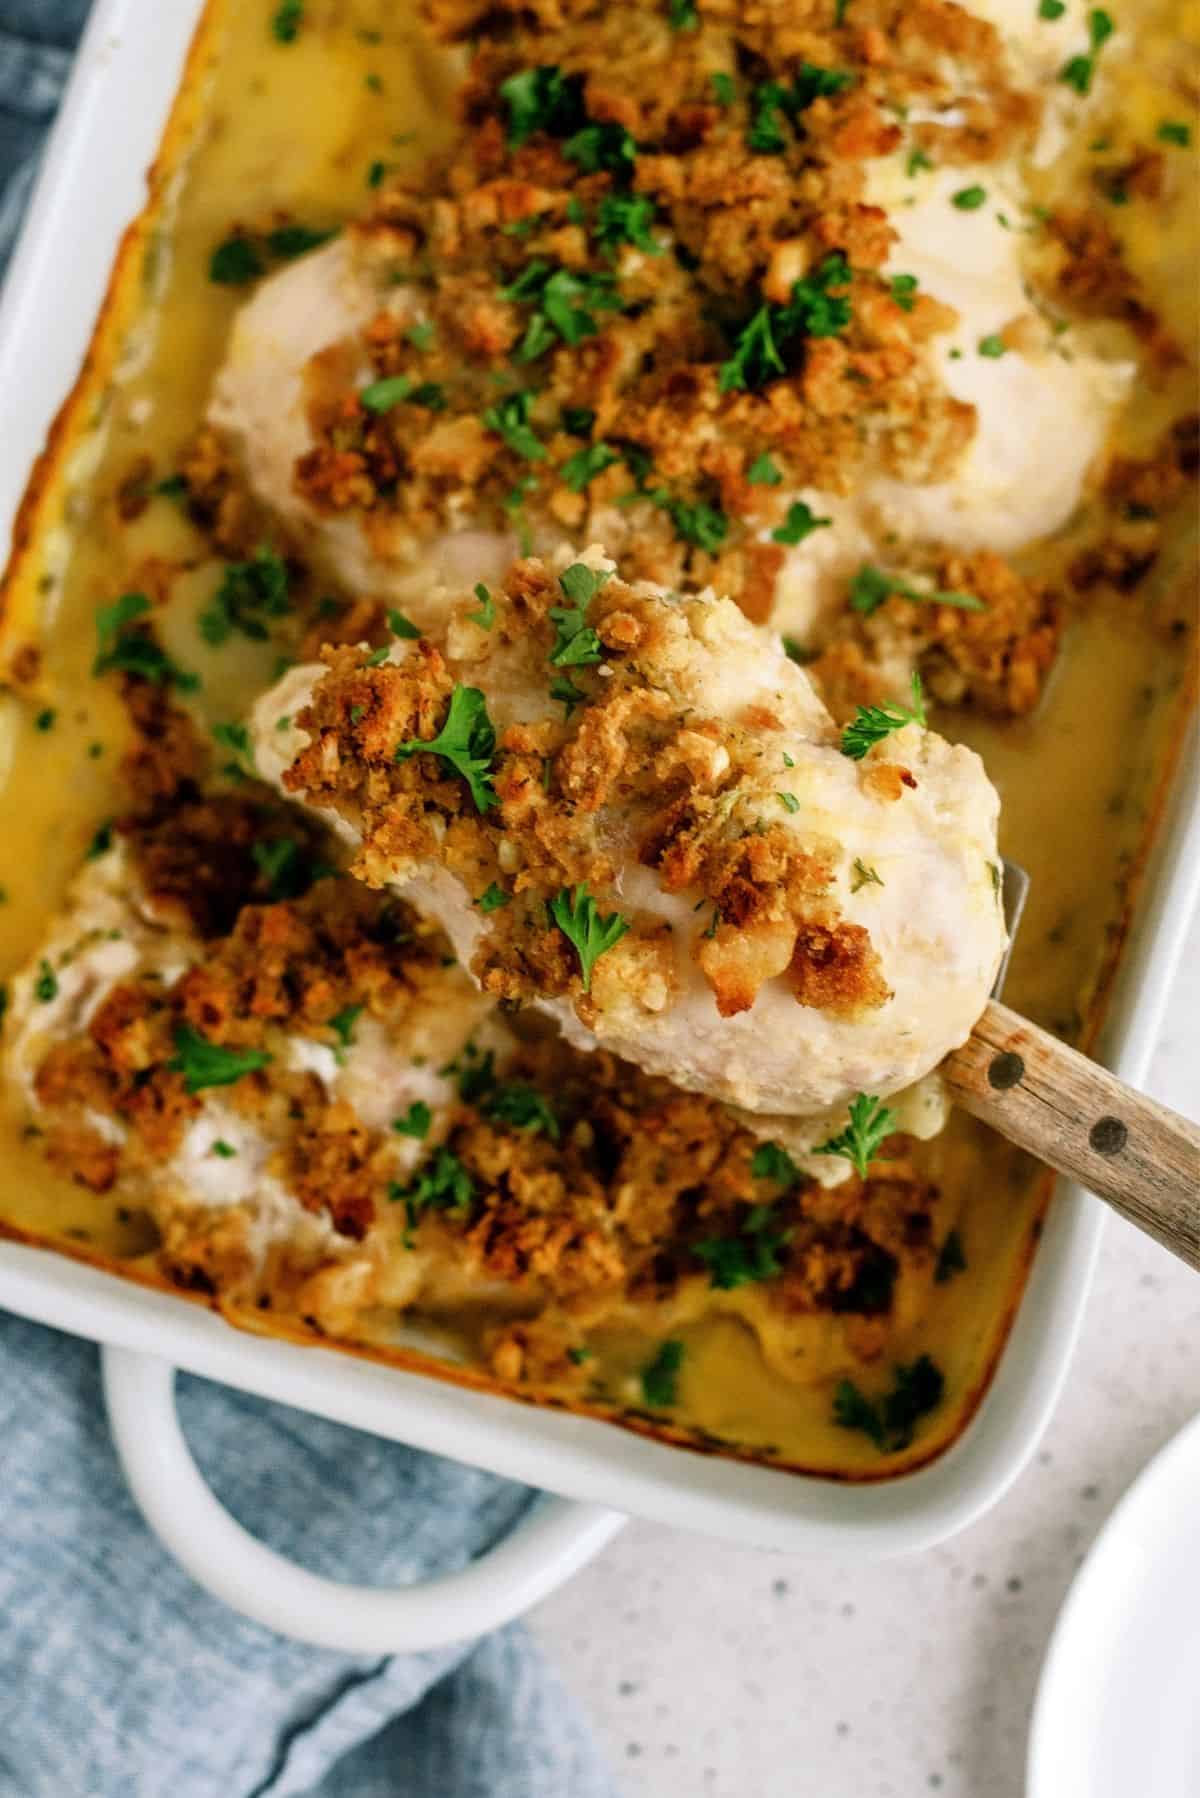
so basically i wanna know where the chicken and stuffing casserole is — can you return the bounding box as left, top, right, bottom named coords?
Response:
left=0, top=0, right=1194, bottom=1475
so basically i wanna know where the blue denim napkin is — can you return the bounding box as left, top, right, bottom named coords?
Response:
left=0, top=8, right=619, bottom=1793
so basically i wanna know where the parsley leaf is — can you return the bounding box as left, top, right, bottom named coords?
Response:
left=841, top=674, right=927, bottom=759
left=561, top=441, right=621, bottom=491
left=209, top=236, right=265, bottom=284
left=328, top=1004, right=363, bottom=1048
left=266, top=223, right=334, bottom=259
left=751, top=1140, right=803, bottom=1188
left=710, top=71, right=736, bottom=106
left=252, top=837, right=328, bottom=901
left=34, top=960, right=58, bottom=1003
left=271, top=1, right=303, bottom=44
left=548, top=563, right=611, bottom=665
left=504, top=262, right=624, bottom=360
left=200, top=548, right=291, bottom=645
left=388, top=608, right=421, bottom=639
left=477, top=882, right=511, bottom=913
left=719, top=254, right=852, bottom=391
left=550, top=675, right=587, bottom=717
left=747, top=66, right=853, bottom=152
left=86, top=821, right=113, bottom=861
left=360, top=375, right=413, bottom=413
left=693, top=1205, right=791, bottom=1289
left=747, top=453, right=782, bottom=486
left=1059, top=9, right=1115, bottom=95
left=394, top=685, right=498, bottom=813
left=849, top=563, right=984, bottom=616
left=168, top=1025, right=272, bottom=1093
left=594, top=192, right=662, bottom=254
left=889, top=272, right=919, bottom=312
left=649, top=490, right=729, bottom=552
left=93, top=593, right=199, bottom=690
left=393, top=1101, right=432, bottom=1139
left=549, top=882, right=630, bottom=990
left=850, top=858, right=884, bottom=893
left=563, top=121, right=638, bottom=177
left=1157, top=120, right=1191, bottom=146
left=561, top=405, right=596, bottom=436
left=500, top=66, right=586, bottom=148
left=389, top=1147, right=476, bottom=1231
left=814, top=1092, right=897, bottom=1178
left=834, top=1355, right=944, bottom=1451
left=483, top=389, right=545, bottom=460
left=951, top=184, right=987, bottom=210
left=641, top=1340, right=684, bottom=1406
left=773, top=501, right=832, bottom=545
left=668, top=0, right=698, bottom=27
left=468, top=582, right=495, bottom=629
left=484, top=1081, right=560, bottom=1139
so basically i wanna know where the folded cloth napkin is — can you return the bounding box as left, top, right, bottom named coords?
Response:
left=0, top=8, right=619, bottom=1794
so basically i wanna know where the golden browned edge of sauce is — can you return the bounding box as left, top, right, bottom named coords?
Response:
left=0, top=0, right=1193, bottom=1484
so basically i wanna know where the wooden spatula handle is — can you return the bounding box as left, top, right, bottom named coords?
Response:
left=943, top=999, right=1200, bottom=1271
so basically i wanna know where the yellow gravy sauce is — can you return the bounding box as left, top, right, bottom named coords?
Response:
left=0, top=0, right=1194, bottom=1478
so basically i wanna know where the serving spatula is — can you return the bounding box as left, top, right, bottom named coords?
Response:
left=942, top=861, right=1200, bottom=1272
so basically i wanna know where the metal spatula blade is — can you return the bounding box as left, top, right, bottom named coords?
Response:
left=993, top=858, right=1030, bottom=998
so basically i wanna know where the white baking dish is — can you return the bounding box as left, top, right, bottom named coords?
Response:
left=1, top=0, right=1197, bottom=1649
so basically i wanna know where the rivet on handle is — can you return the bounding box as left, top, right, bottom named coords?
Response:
left=988, top=1051, right=1026, bottom=1091
left=1088, top=1116, right=1129, bottom=1157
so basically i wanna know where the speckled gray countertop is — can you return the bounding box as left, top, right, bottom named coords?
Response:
left=533, top=934, right=1200, bottom=1798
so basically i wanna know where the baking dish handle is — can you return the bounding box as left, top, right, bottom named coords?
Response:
left=101, top=1346, right=624, bottom=1653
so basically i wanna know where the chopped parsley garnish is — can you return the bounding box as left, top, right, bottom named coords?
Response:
left=783, top=635, right=813, bottom=665
left=360, top=375, right=415, bottom=413
left=407, top=320, right=435, bottom=350
left=34, top=707, right=55, bottom=732
left=951, top=185, right=987, bottom=210
left=548, top=563, right=610, bottom=665
left=751, top=1139, right=802, bottom=1188
left=550, top=675, right=587, bottom=717
left=563, top=120, right=638, bottom=178
left=477, top=882, right=511, bottom=912
left=210, top=1141, right=238, bottom=1159
left=482, top=389, right=545, bottom=460
left=841, top=674, right=927, bottom=759
left=484, top=1082, right=560, bottom=1140
left=814, top=1092, right=897, bottom=1178
left=561, top=406, right=596, bottom=436
left=394, top=684, right=498, bottom=813
left=710, top=72, right=736, bottom=106
left=549, top=882, right=630, bottom=990
left=366, top=160, right=388, bottom=189
left=363, top=646, right=391, bottom=668
left=593, top=192, right=662, bottom=254
left=833, top=1355, right=944, bottom=1452
left=934, top=1228, right=967, bottom=1284
left=849, top=563, right=984, bottom=616
left=719, top=254, right=852, bottom=391
left=500, top=66, right=586, bottom=149
left=93, top=593, right=199, bottom=690
left=328, top=1003, right=362, bottom=1049
left=668, top=0, right=698, bottom=28
left=641, top=1339, right=684, bottom=1406
left=212, top=721, right=252, bottom=765
left=469, top=582, right=496, bottom=629
left=746, top=65, right=853, bottom=153
left=389, top=1147, right=476, bottom=1230
left=1038, top=0, right=1066, bottom=16
left=252, top=837, right=327, bottom=901
left=649, top=490, right=729, bottom=552
left=86, top=822, right=114, bottom=862
left=393, top=1101, right=432, bottom=1140
left=1157, top=120, right=1191, bottom=146
left=271, top=1, right=303, bottom=43
left=34, top=960, right=58, bottom=1003
left=693, top=1205, right=791, bottom=1290
left=978, top=334, right=1007, bottom=358
left=209, top=236, right=265, bottom=285
left=889, top=273, right=919, bottom=312
left=200, top=548, right=290, bottom=645
left=568, top=1345, right=593, bottom=1365
left=388, top=608, right=421, bottom=639
left=266, top=223, right=334, bottom=259
left=850, top=858, right=884, bottom=893
left=1059, top=9, right=1114, bottom=95
left=561, top=441, right=621, bottom=491
left=503, top=262, right=624, bottom=360
left=167, top=1025, right=272, bottom=1093
left=773, top=501, right=833, bottom=545
left=747, top=453, right=782, bottom=486
left=777, top=791, right=800, bottom=813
